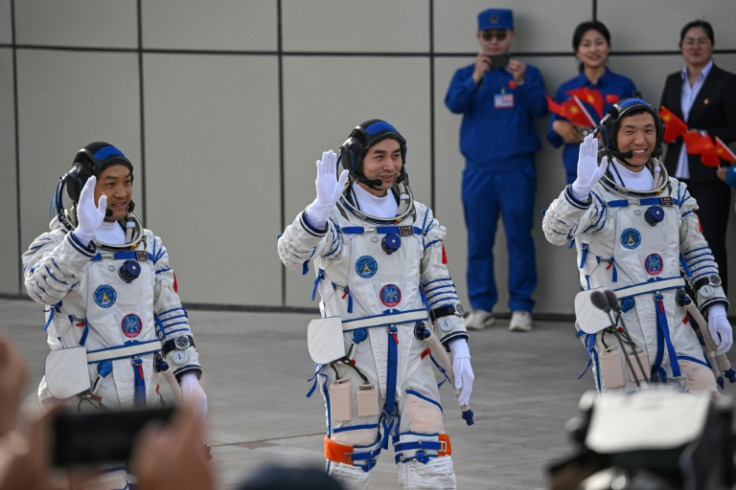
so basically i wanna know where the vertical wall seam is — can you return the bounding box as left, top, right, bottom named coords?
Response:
left=277, top=0, right=286, bottom=307
left=429, top=0, right=436, bottom=211
left=137, top=0, right=147, bottom=224
left=11, top=0, right=22, bottom=295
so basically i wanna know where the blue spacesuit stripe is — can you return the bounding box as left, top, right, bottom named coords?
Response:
left=160, top=313, right=187, bottom=324
left=333, top=424, right=379, bottom=433
left=423, top=239, right=440, bottom=251
left=158, top=307, right=187, bottom=317
left=653, top=294, right=681, bottom=379
left=132, top=358, right=146, bottom=406
left=43, top=265, right=68, bottom=285
left=67, top=234, right=94, bottom=256
left=90, top=251, right=154, bottom=262
left=679, top=254, right=693, bottom=278
left=405, top=389, right=443, bottom=412
left=385, top=327, right=398, bottom=415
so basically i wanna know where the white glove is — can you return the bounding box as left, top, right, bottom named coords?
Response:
left=304, top=150, right=349, bottom=229
left=73, top=176, right=107, bottom=246
left=571, top=134, right=608, bottom=201
left=448, top=339, right=474, bottom=407
left=180, top=373, right=208, bottom=418
left=708, top=303, right=733, bottom=353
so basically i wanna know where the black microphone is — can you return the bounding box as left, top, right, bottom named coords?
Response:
left=611, top=150, right=634, bottom=160
left=358, top=175, right=384, bottom=189
left=105, top=209, right=113, bottom=218
left=590, top=290, right=611, bottom=312
left=604, top=289, right=620, bottom=312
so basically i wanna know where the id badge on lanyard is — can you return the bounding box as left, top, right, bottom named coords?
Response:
left=494, top=92, right=514, bottom=109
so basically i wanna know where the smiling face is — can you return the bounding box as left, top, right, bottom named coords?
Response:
left=94, top=164, right=133, bottom=221
left=359, top=138, right=403, bottom=197
left=616, top=111, right=657, bottom=170
left=576, top=28, right=610, bottom=70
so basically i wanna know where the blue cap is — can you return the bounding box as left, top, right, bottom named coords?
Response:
left=477, top=8, right=513, bottom=31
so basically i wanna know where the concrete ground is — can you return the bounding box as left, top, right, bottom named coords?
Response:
left=3, top=297, right=732, bottom=489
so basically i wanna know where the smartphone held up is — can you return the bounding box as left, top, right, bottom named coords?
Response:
left=487, top=54, right=510, bottom=69
left=51, top=406, right=176, bottom=467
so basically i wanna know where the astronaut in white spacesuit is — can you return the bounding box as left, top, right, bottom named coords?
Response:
left=23, top=142, right=207, bottom=415
left=278, top=120, right=474, bottom=489
left=542, top=98, right=732, bottom=393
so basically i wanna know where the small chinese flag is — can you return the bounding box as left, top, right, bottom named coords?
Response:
left=566, top=87, right=604, bottom=118
left=682, top=130, right=711, bottom=154
left=546, top=95, right=597, bottom=128
left=659, top=106, right=688, bottom=144
left=683, top=131, right=720, bottom=167
left=715, top=136, right=736, bottom=163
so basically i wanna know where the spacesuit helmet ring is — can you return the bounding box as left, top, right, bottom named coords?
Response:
left=339, top=119, right=408, bottom=188
left=62, top=142, right=134, bottom=204
left=597, top=98, right=664, bottom=159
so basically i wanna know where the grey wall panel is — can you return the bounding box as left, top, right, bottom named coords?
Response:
left=282, top=0, right=429, bottom=52
left=6, top=1, right=736, bottom=312
left=0, top=0, right=10, bottom=44
left=0, top=49, right=19, bottom=294
left=141, top=0, right=277, bottom=51
left=434, top=0, right=593, bottom=53
left=599, top=0, right=736, bottom=52
left=282, top=56, right=432, bottom=308
left=16, top=50, right=141, bottom=259
left=143, top=54, right=281, bottom=306
left=14, top=0, right=137, bottom=48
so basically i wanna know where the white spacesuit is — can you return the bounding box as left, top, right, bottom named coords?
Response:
left=278, top=120, right=471, bottom=490
left=22, top=142, right=204, bottom=412
left=542, top=99, right=731, bottom=393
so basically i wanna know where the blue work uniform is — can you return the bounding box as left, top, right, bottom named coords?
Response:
left=445, top=59, right=548, bottom=313
left=547, top=68, right=637, bottom=183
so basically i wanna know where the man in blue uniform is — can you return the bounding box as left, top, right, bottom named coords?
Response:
left=445, top=8, right=548, bottom=332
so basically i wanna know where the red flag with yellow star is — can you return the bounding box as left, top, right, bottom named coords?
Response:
left=683, top=131, right=720, bottom=167
left=546, top=95, right=596, bottom=128
left=566, top=87, right=604, bottom=118
left=715, top=136, right=736, bottom=163
left=658, top=106, right=688, bottom=144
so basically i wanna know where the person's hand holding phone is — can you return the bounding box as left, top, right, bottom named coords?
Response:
left=131, top=403, right=216, bottom=490
left=505, top=58, right=527, bottom=85
left=0, top=405, right=67, bottom=490
left=0, top=335, right=28, bottom=437
left=472, top=52, right=491, bottom=84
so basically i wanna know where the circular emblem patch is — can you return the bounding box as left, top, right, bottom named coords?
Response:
left=620, top=228, right=641, bottom=250
left=121, top=313, right=142, bottom=338
left=94, top=285, right=117, bottom=308
left=355, top=255, right=378, bottom=279
left=380, top=284, right=402, bottom=307
left=644, top=253, right=664, bottom=276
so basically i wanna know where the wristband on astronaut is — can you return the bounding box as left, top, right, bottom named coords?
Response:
left=162, top=335, right=195, bottom=357
left=430, top=304, right=465, bottom=334
left=429, top=304, right=465, bottom=322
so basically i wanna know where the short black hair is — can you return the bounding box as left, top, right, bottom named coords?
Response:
left=679, top=20, right=714, bottom=45
left=572, top=21, right=611, bottom=51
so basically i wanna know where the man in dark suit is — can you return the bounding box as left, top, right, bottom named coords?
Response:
left=660, top=19, right=736, bottom=293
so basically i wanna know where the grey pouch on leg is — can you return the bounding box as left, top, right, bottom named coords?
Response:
left=356, top=382, right=379, bottom=417
left=329, top=377, right=353, bottom=422
left=599, top=346, right=625, bottom=390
